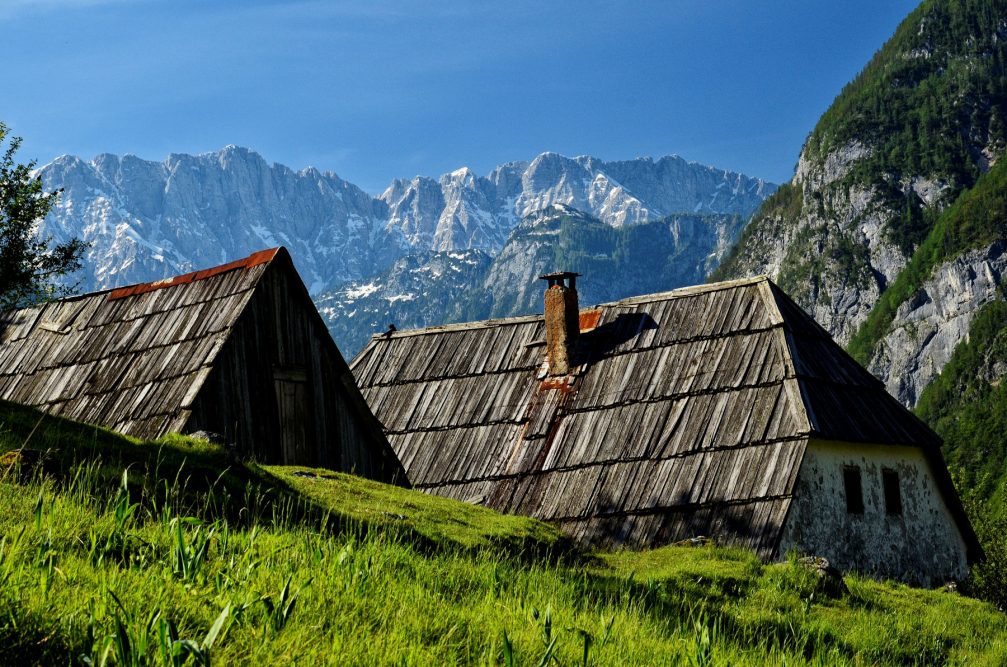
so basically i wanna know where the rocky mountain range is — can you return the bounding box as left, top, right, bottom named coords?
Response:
left=381, top=153, right=770, bottom=252
left=318, top=205, right=747, bottom=352
left=40, top=148, right=394, bottom=294
left=38, top=148, right=774, bottom=352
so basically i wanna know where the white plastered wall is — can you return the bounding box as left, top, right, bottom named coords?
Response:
left=776, top=439, right=969, bottom=586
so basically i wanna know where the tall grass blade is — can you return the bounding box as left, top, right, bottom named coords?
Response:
left=535, top=636, right=557, bottom=667
left=203, top=602, right=231, bottom=650
left=33, top=491, right=43, bottom=530
left=501, top=630, right=515, bottom=667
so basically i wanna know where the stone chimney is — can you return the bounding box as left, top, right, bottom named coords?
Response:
left=539, top=271, right=581, bottom=376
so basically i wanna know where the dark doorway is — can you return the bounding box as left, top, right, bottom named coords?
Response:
left=273, top=366, right=312, bottom=464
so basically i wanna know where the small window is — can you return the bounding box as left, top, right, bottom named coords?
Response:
left=843, top=466, right=864, bottom=514
left=883, top=469, right=902, bottom=516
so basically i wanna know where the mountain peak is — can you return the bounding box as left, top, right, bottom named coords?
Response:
left=442, top=166, right=476, bottom=186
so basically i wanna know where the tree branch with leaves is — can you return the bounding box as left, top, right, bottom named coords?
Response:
left=0, top=122, right=87, bottom=309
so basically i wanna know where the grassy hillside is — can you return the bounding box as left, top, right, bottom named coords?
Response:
left=1, top=401, right=1005, bottom=665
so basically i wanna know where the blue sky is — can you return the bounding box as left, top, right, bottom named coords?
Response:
left=3, top=0, right=918, bottom=193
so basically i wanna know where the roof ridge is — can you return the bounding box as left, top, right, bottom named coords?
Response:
left=106, top=247, right=283, bottom=301
left=367, top=275, right=771, bottom=342
left=369, top=312, right=545, bottom=340
left=596, top=275, right=770, bottom=307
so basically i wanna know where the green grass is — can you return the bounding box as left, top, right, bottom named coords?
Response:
left=0, top=401, right=1005, bottom=665
left=268, top=467, right=567, bottom=555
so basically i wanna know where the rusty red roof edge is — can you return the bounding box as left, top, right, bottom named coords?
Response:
left=106, top=248, right=282, bottom=301
left=579, top=309, right=602, bottom=331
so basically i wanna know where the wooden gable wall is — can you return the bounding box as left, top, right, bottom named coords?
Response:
left=187, top=253, right=404, bottom=484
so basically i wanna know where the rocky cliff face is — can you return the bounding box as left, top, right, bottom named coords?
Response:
left=869, top=241, right=1007, bottom=406
left=722, top=147, right=913, bottom=344
left=41, top=147, right=398, bottom=293
left=714, top=0, right=1007, bottom=406
left=380, top=152, right=773, bottom=253
left=42, top=147, right=772, bottom=294
left=479, top=205, right=746, bottom=317
left=316, top=250, right=494, bottom=353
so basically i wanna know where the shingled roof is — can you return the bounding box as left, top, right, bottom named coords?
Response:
left=0, top=249, right=285, bottom=437
left=0, top=246, right=399, bottom=476
left=352, top=276, right=972, bottom=557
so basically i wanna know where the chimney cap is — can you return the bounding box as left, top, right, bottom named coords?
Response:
left=538, top=271, right=581, bottom=281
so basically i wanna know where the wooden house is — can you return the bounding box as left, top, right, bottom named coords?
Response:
left=352, top=273, right=980, bottom=584
left=0, top=247, right=403, bottom=483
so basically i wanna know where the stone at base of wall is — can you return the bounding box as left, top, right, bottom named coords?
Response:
left=798, top=556, right=849, bottom=598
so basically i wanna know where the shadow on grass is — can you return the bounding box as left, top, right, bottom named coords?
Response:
left=0, top=400, right=579, bottom=566
left=0, top=603, right=79, bottom=665
left=575, top=558, right=954, bottom=666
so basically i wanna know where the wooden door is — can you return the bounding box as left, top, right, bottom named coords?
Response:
left=273, top=366, right=310, bottom=464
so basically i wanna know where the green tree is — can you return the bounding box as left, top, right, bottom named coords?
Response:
left=0, top=122, right=86, bottom=309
